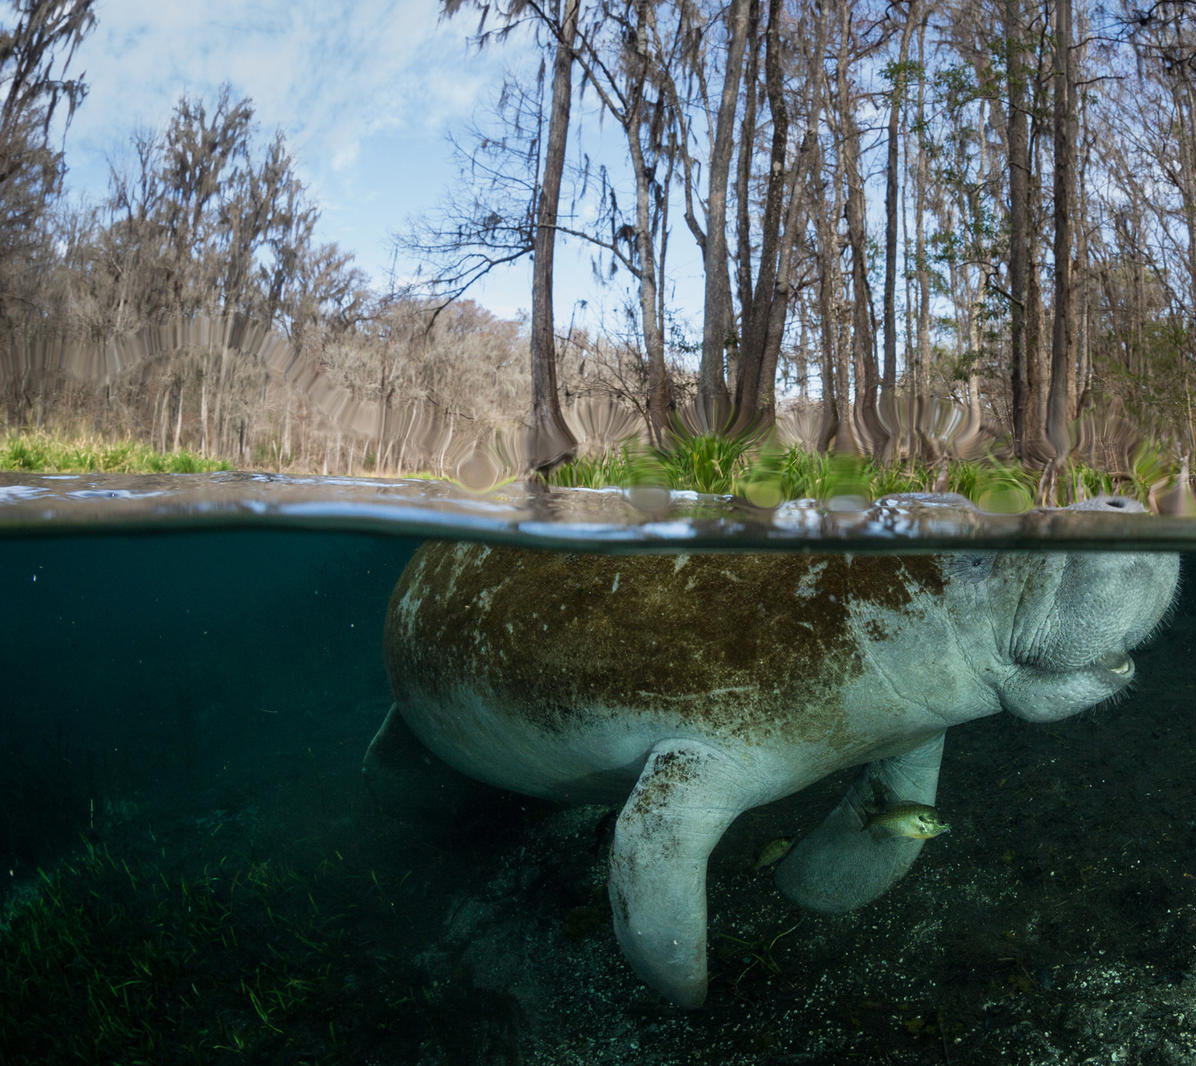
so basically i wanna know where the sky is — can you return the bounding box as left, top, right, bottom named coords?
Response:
left=61, top=0, right=546, bottom=317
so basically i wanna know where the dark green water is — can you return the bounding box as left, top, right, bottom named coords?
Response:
left=1, top=530, right=413, bottom=870
left=3, top=477, right=1196, bottom=1066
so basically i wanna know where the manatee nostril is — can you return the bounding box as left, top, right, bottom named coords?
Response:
left=1067, top=495, right=1144, bottom=513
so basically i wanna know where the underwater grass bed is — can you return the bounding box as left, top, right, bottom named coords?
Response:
left=0, top=430, right=231, bottom=474
left=0, top=834, right=444, bottom=1065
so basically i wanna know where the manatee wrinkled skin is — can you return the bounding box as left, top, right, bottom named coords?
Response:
left=365, top=494, right=1179, bottom=1009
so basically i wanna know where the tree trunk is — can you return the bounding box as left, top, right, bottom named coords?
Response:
left=527, top=0, right=580, bottom=474
left=913, top=12, right=931, bottom=459
left=733, top=0, right=787, bottom=435
left=814, top=140, right=841, bottom=451
left=838, top=11, right=882, bottom=455
left=966, top=98, right=994, bottom=448
left=1025, top=98, right=1047, bottom=460
left=697, top=0, right=751, bottom=429
left=734, top=0, right=762, bottom=331
left=625, top=0, right=674, bottom=446
left=883, top=2, right=917, bottom=396
left=199, top=367, right=209, bottom=456
left=816, top=237, right=840, bottom=452
left=758, top=2, right=829, bottom=432
left=1073, top=33, right=1092, bottom=421
left=281, top=390, right=291, bottom=460
left=753, top=123, right=821, bottom=437
left=1170, top=78, right=1196, bottom=377
left=631, top=160, right=673, bottom=446
left=173, top=376, right=185, bottom=452
left=1006, top=0, right=1030, bottom=456
left=1045, top=0, right=1074, bottom=470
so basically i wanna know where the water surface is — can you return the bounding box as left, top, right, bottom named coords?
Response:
left=3, top=473, right=1195, bottom=1066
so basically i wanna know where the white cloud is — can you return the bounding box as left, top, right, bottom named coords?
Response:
left=58, top=0, right=536, bottom=286
left=66, top=1, right=519, bottom=210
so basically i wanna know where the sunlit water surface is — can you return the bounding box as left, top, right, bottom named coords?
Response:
left=3, top=472, right=1196, bottom=1066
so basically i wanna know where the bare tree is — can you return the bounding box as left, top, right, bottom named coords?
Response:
left=836, top=1, right=884, bottom=453
left=526, top=0, right=580, bottom=472
left=558, top=0, right=690, bottom=445
left=0, top=0, right=94, bottom=325
left=909, top=8, right=931, bottom=457
left=882, top=0, right=919, bottom=400
left=730, top=0, right=820, bottom=437
left=406, top=0, right=582, bottom=473
left=1005, top=0, right=1032, bottom=455
left=82, top=88, right=367, bottom=459
left=1043, top=0, right=1075, bottom=487
left=696, top=0, right=750, bottom=426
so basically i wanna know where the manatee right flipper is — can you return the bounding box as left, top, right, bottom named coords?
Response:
left=775, top=732, right=946, bottom=912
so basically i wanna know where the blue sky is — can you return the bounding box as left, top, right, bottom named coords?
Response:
left=62, top=0, right=545, bottom=316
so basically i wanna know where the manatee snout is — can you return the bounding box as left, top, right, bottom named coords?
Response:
left=1032, top=550, right=1179, bottom=672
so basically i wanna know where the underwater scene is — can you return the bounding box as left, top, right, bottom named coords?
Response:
left=3, top=474, right=1196, bottom=1066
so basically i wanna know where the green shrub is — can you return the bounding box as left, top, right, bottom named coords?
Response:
left=549, top=445, right=665, bottom=489
left=0, top=431, right=230, bottom=474
left=542, top=433, right=1165, bottom=513
left=662, top=433, right=754, bottom=495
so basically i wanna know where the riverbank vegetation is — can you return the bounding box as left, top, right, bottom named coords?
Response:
left=547, top=437, right=1169, bottom=513
left=5, top=424, right=1181, bottom=517
left=0, top=430, right=229, bottom=474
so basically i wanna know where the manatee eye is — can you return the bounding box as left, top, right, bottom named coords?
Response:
left=944, top=552, right=995, bottom=583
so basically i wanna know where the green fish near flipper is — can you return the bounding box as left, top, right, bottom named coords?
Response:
left=752, top=837, right=795, bottom=870
left=863, top=802, right=950, bottom=839
left=862, top=782, right=950, bottom=839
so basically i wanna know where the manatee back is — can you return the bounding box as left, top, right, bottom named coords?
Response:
left=383, top=541, right=949, bottom=746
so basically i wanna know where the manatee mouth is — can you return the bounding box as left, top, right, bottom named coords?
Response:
left=1000, top=648, right=1138, bottom=722
left=1017, top=645, right=1133, bottom=680
left=1011, top=648, right=1135, bottom=693
left=1085, top=649, right=1134, bottom=687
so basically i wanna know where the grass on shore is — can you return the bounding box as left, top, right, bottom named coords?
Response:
left=548, top=435, right=1171, bottom=512
left=0, top=428, right=1174, bottom=510
left=0, top=430, right=231, bottom=474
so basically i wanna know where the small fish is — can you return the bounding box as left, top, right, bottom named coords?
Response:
left=863, top=801, right=950, bottom=839
left=752, top=837, right=794, bottom=870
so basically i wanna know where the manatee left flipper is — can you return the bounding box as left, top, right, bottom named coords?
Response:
left=363, top=701, right=405, bottom=776
left=775, top=731, right=946, bottom=913
left=361, top=701, right=412, bottom=793
left=608, top=739, right=756, bottom=1009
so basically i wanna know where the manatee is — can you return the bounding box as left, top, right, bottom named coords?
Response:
left=364, top=493, right=1179, bottom=1008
